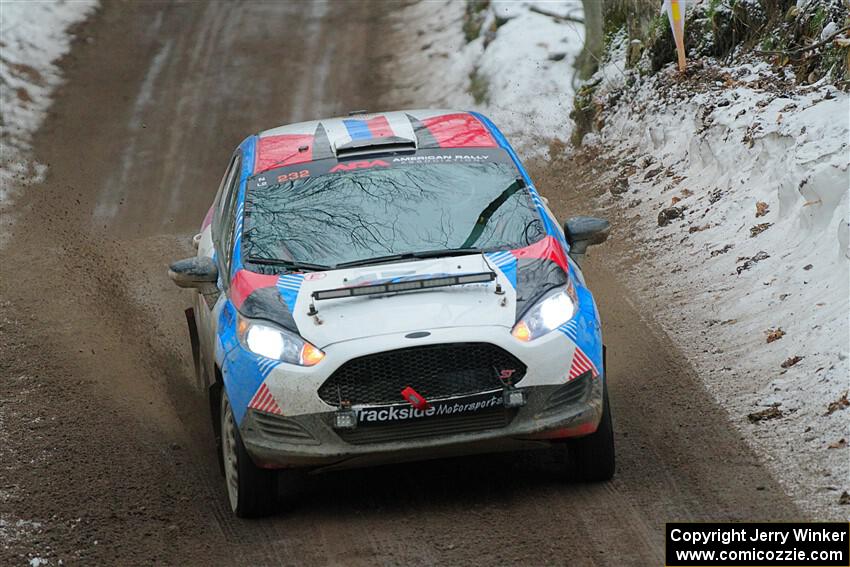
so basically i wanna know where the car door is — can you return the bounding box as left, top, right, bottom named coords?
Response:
left=196, top=152, right=242, bottom=385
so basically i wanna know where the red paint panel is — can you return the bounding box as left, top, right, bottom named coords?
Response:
left=366, top=116, right=393, bottom=138
left=512, top=236, right=569, bottom=272
left=230, top=269, right=279, bottom=309
left=421, top=113, right=497, bottom=148
left=255, top=134, right=314, bottom=173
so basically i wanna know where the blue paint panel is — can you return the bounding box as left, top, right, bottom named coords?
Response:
left=343, top=119, right=371, bottom=140
left=218, top=300, right=269, bottom=425
left=574, top=285, right=603, bottom=373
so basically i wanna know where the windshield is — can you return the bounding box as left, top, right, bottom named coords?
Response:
left=243, top=155, right=545, bottom=269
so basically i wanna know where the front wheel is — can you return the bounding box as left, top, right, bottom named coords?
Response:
left=568, top=379, right=615, bottom=481
left=221, top=394, right=277, bottom=518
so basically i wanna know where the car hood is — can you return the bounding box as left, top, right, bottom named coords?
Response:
left=290, top=255, right=517, bottom=347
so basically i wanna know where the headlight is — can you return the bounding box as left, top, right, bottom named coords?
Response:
left=237, top=315, right=325, bottom=366
left=511, top=286, right=576, bottom=341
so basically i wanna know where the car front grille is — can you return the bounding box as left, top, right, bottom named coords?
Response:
left=335, top=406, right=518, bottom=445
left=318, top=342, right=526, bottom=407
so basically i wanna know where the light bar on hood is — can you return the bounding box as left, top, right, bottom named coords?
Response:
left=312, top=271, right=496, bottom=301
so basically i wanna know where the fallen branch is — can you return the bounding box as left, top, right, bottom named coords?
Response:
left=755, top=25, right=850, bottom=57
left=529, top=5, right=584, bottom=24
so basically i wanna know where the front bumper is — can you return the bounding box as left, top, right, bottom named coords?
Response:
left=241, top=372, right=603, bottom=472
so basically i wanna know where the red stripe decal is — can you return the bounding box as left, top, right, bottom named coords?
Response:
left=568, top=346, right=598, bottom=380
left=230, top=269, right=279, bottom=309
left=420, top=113, right=497, bottom=148
left=255, top=134, right=314, bottom=173
left=366, top=116, right=393, bottom=138
left=249, top=383, right=282, bottom=415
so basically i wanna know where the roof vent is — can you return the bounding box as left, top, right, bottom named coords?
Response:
left=335, top=136, right=417, bottom=158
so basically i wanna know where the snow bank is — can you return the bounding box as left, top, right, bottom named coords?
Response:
left=385, top=0, right=584, bottom=156
left=0, top=0, right=97, bottom=222
left=588, top=56, right=849, bottom=518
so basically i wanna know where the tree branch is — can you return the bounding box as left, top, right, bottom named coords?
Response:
left=755, top=25, right=850, bottom=57
left=529, top=5, right=584, bottom=24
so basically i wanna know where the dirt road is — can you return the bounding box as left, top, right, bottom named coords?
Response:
left=0, top=2, right=801, bottom=565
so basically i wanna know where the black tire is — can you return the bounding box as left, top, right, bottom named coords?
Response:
left=569, top=379, right=615, bottom=481
left=221, top=394, right=278, bottom=518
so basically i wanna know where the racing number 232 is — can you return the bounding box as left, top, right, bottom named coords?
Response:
left=277, top=170, right=310, bottom=183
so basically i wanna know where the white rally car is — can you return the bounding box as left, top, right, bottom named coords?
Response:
left=169, top=110, right=613, bottom=517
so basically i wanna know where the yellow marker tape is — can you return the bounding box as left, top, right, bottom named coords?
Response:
left=671, top=0, right=681, bottom=21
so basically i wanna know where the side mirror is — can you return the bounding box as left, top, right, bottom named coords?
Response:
left=168, top=256, right=218, bottom=292
left=564, top=216, right=610, bottom=256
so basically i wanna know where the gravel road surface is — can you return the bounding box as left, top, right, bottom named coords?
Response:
left=0, top=2, right=800, bottom=565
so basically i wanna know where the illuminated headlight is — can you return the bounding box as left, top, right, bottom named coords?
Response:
left=237, top=315, right=325, bottom=366
left=511, top=287, right=576, bottom=342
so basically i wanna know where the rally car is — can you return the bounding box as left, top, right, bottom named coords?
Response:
left=169, top=109, right=613, bottom=517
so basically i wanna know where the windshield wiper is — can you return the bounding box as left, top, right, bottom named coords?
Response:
left=334, top=247, right=484, bottom=269
left=410, top=247, right=484, bottom=259
left=247, top=256, right=330, bottom=272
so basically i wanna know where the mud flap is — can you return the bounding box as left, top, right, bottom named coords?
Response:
left=603, top=344, right=607, bottom=376
left=184, top=308, right=201, bottom=385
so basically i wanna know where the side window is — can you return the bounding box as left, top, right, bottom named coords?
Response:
left=212, top=154, right=240, bottom=244
left=218, top=155, right=243, bottom=281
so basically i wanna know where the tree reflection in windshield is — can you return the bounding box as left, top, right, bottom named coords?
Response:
left=243, top=162, right=544, bottom=268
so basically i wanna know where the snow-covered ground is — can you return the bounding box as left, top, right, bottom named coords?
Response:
left=0, top=0, right=97, bottom=243
left=385, top=0, right=584, bottom=156
left=584, top=46, right=849, bottom=517
left=0, top=0, right=97, bottom=558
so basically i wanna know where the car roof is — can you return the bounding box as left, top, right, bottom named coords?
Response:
left=252, top=109, right=499, bottom=175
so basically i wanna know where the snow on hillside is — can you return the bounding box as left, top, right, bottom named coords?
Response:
left=385, top=0, right=584, bottom=156
left=0, top=0, right=97, bottom=237
left=584, top=50, right=849, bottom=518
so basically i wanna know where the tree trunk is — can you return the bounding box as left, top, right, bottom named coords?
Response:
left=577, top=0, right=604, bottom=80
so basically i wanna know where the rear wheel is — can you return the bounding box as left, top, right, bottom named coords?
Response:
left=221, top=394, right=277, bottom=517
left=568, top=379, right=615, bottom=481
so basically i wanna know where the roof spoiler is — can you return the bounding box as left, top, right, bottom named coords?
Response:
left=334, top=136, right=417, bottom=158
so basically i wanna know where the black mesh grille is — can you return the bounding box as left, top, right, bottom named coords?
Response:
left=318, top=343, right=526, bottom=406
